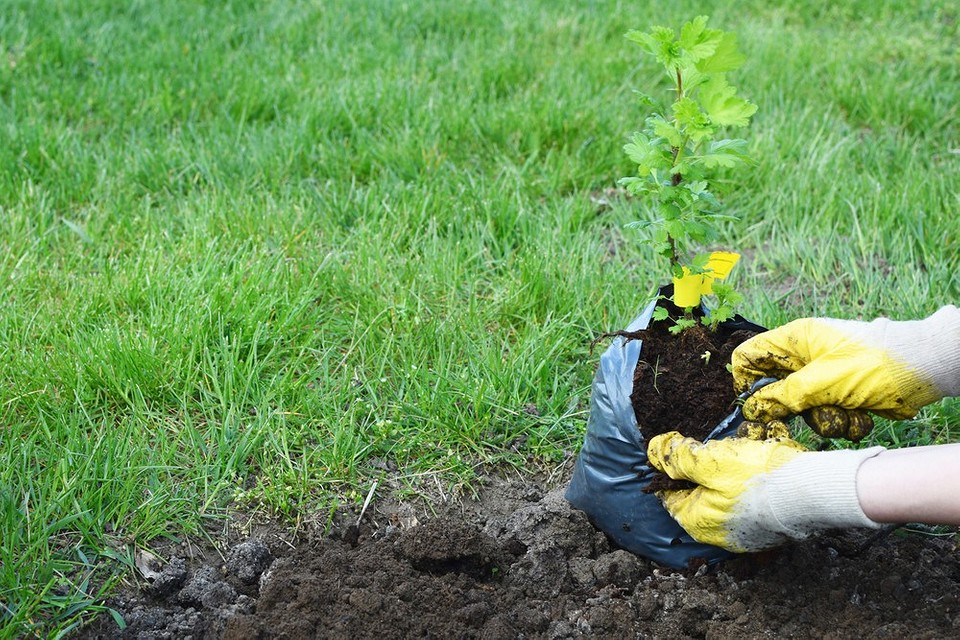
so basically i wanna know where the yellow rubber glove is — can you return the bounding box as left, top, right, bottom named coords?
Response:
left=732, top=307, right=960, bottom=440
left=647, top=432, right=884, bottom=553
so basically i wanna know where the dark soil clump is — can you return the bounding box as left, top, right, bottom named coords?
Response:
left=631, top=319, right=755, bottom=443
left=604, top=307, right=757, bottom=445
left=595, top=302, right=758, bottom=495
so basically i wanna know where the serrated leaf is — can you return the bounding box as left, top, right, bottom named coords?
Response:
left=696, top=32, right=746, bottom=73
left=617, top=176, right=649, bottom=195
left=684, top=219, right=710, bottom=242
left=680, top=66, right=707, bottom=93
left=665, top=219, right=686, bottom=240
left=712, top=281, right=744, bottom=304
left=687, top=184, right=720, bottom=208
left=660, top=202, right=682, bottom=220
left=672, top=98, right=714, bottom=142
left=679, top=16, right=722, bottom=64
left=625, top=218, right=659, bottom=230
left=626, top=26, right=681, bottom=69
left=623, top=132, right=653, bottom=163
left=700, top=75, right=757, bottom=127
left=658, top=184, right=688, bottom=206
left=683, top=181, right=719, bottom=208
left=691, top=138, right=750, bottom=168
left=707, top=305, right=735, bottom=324
left=671, top=98, right=702, bottom=126
left=623, top=132, right=671, bottom=176
left=652, top=306, right=670, bottom=321
left=633, top=91, right=658, bottom=109
left=649, top=115, right=684, bottom=147
left=690, top=253, right=712, bottom=271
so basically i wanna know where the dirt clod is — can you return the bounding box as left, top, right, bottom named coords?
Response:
left=225, top=539, right=273, bottom=587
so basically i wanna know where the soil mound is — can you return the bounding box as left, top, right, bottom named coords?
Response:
left=77, top=477, right=960, bottom=639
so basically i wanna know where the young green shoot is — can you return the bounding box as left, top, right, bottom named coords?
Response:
left=621, top=16, right=755, bottom=331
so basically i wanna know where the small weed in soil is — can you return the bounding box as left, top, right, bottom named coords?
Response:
left=600, top=305, right=756, bottom=445
left=630, top=320, right=755, bottom=443
left=604, top=307, right=757, bottom=494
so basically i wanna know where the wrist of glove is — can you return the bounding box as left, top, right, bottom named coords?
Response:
left=734, top=305, right=960, bottom=439
left=752, top=446, right=885, bottom=546
left=879, top=305, right=960, bottom=400
left=648, top=432, right=885, bottom=553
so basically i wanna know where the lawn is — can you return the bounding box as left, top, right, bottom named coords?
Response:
left=1, top=0, right=958, bottom=635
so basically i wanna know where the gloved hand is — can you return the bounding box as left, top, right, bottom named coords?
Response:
left=647, top=431, right=884, bottom=552
left=732, top=306, right=960, bottom=441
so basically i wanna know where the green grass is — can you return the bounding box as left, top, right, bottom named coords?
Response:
left=1, top=0, right=958, bottom=635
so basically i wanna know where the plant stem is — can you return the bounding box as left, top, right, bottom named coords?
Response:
left=669, top=133, right=686, bottom=270
left=672, top=66, right=685, bottom=188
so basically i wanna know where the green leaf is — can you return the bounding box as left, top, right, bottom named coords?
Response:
left=706, top=305, right=735, bottom=325
left=680, top=66, right=707, bottom=94
left=690, top=253, right=712, bottom=271
left=670, top=158, right=690, bottom=178
left=684, top=219, right=710, bottom=242
left=665, top=219, right=686, bottom=240
left=660, top=202, right=682, bottom=220
left=669, top=317, right=698, bottom=334
left=649, top=115, right=684, bottom=147
left=685, top=181, right=720, bottom=208
left=659, top=185, right=690, bottom=208
left=107, top=608, right=128, bottom=630
left=633, top=91, right=658, bottom=109
left=678, top=16, right=722, bottom=64
left=691, top=138, right=750, bottom=168
left=712, top=282, right=744, bottom=305
left=625, top=218, right=659, bottom=230
left=626, top=26, right=681, bottom=69
left=655, top=241, right=673, bottom=258
left=652, top=306, right=670, bottom=321
left=623, top=132, right=671, bottom=175
left=696, top=32, right=746, bottom=73
left=700, top=76, right=757, bottom=127
left=684, top=181, right=716, bottom=207
left=617, top=176, right=649, bottom=195
left=672, top=98, right=714, bottom=142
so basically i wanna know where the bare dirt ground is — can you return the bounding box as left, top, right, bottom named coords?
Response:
left=76, top=467, right=960, bottom=640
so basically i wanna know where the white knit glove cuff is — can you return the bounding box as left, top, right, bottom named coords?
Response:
left=825, top=305, right=960, bottom=410
left=863, top=305, right=960, bottom=399
left=900, top=305, right=960, bottom=398
left=765, top=446, right=886, bottom=540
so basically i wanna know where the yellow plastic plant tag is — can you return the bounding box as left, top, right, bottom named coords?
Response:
left=672, top=252, right=741, bottom=308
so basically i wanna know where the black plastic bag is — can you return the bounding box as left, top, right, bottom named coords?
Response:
left=566, top=291, right=765, bottom=569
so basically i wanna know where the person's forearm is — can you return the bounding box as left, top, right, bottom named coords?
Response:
left=856, top=443, right=960, bottom=525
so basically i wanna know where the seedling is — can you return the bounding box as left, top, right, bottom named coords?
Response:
left=621, top=16, right=755, bottom=332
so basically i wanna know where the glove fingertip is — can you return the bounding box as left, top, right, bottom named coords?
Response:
left=743, top=390, right=792, bottom=422
left=657, top=488, right=694, bottom=516
left=646, top=430, right=685, bottom=469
